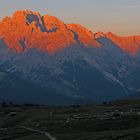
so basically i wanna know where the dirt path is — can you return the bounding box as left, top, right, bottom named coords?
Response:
left=20, top=126, right=57, bottom=140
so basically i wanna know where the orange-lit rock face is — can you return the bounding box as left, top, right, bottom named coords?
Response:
left=94, top=32, right=106, bottom=39
left=106, top=32, right=140, bottom=55
left=0, top=10, right=101, bottom=53
left=0, top=10, right=140, bottom=55
left=67, top=24, right=101, bottom=47
left=0, top=11, right=43, bottom=52
left=0, top=11, right=75, bottom=53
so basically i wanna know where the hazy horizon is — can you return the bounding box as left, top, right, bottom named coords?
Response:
left=0, top=0, right=140, bottom=36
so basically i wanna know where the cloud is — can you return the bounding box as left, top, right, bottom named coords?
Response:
left=114, top=5, right=140, bottom=9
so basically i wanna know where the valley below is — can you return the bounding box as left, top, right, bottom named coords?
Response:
left=0, top=99, right=140, bottom=140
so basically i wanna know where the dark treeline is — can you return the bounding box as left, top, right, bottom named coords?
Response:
left=0, top=101, right=84, bottom=108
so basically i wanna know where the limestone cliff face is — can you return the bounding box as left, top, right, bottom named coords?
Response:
left=0, top=11, right=72, bottom=53
left=0, top=10, right=100, bottom=53
left=106, top=32, right=140, bottom=55
left=0, top=10, right=140, bottom=56
left=67, top=24, right=101, bottom=47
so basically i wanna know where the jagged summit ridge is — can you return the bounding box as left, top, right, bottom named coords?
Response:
left=0, top=10, right=140, bottom=55
left=0, top=10, right=101, bottom=53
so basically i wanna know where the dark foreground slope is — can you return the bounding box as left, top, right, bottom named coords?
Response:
left=0, top=99, right=140, bottom=140
left=0, top=70, right=84, bottom=105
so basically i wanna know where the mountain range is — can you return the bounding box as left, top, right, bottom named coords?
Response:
left=0, top=10, right=140, bottom=105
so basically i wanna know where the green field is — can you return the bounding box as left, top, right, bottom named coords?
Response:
left=0, top=99, right=140, bottom=140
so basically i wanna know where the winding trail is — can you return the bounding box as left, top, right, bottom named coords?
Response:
left=20, top=126, right=57, bottom=140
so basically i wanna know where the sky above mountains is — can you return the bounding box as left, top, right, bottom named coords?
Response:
left=0, top=0, right=140, bottom=35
